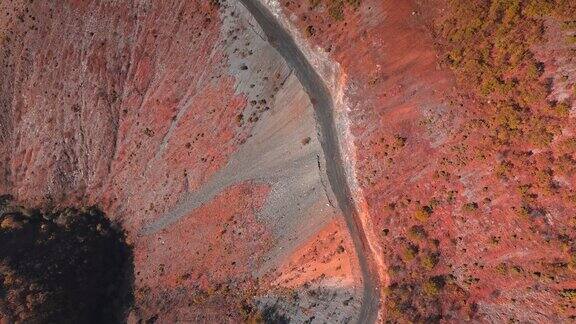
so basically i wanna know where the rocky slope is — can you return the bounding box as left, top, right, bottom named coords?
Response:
left=1, top=0, right=363, bottom=322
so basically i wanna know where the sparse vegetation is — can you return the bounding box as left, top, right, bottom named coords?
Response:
left=414, top=205, right=433, bottom=222
left=560, top=289, right=576, bottom=301
left=403, top=243, right=420, bottom=261
left=461, top=202, right=479, bottom=213
left=249, top=305, right=290, bottom=324
left=438, top=0, right=575, bottom=150
left=381, top=1, right=576, bottom=321
left=307, top=0, right=362, bottom=21
left=420, top=252, right=439, bottom=270
left=408, top=225, right=428, bottom=240
left=423, top=276, right=446, bottom=296
left=437, top=0, right=576, bottom=230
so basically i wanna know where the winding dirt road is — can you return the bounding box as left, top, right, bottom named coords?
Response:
left=237, top=0, right=381, bottom=322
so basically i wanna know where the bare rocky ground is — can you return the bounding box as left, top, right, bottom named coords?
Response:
left=2, top=0, right=575, bottom=322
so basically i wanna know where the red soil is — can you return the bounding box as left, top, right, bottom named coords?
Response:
left=0, top=1, right=252, bottom=229
left=273, top=217, right=361, bottom=289
left=3, top=0, right=574, bottom=321
left=133, top=182, right=272, bottom=321
left=0, top=1, right=363, bottom=321
left=280, top=0, right=576, bottom=321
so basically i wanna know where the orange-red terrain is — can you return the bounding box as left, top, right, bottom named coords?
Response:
left=1, top=0, right=576, bottom=322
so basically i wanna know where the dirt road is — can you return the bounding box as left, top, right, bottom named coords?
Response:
left=237, top=0, right=381, bottom=322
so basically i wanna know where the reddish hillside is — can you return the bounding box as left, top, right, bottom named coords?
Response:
left=1, top=0, right=362, bottom=322
left=279, top=0, right=576, bottom=321
left=1, top=0, right=575, bottom=322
